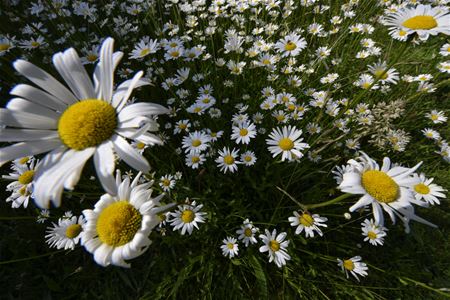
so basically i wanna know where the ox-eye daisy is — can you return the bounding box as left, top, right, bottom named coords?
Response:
left=0, top=37, right=168, bottom=208
left=236, top=218, right=258, bottom=247
left=2, top=157, right=38, bottom=208
left=412, top=173, right=446, bottom=205
left=337, top=256, right=368, bottom=281
left=361, top=219, right=387, bottom=246
left=215, top=147, right=240, bottom=173
left=81, top=171, right=169, bottom=268
left=45, top=215, right=85, bottom=250
left=266, top=126, right=309, bottom=161
left=338, top=153, right=436, bottom=232
left=169, top=201, right=207, bottom=235
left=259, top=229, right=290, bottom=268
left=220, top=237, right=239, bottom=258
left=275, top=33, right=307, bottom=57
left=288, top=211, right=328, bottom=238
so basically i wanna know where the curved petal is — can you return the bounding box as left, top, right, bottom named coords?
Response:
left=0, top=139, right=62, bottom=167
left=0, top=128, right=58, bottom=142
left=112, top=135, right=150, bottom=172
left=10, top=84, right=67, bottom=112
left=117, top=102, right=169, bottom=123
left=0, top=109, right=57, bottom=129
left=94, top=141, right=117, bottom=196
left=7, top=98, right=60, bottom=119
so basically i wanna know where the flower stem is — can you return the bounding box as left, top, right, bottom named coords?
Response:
left=306, top=193, right=353, bottom=210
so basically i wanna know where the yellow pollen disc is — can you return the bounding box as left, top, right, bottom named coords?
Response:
left=58, top=99, right=117, bottom=150
left=65, top=224, right=82, bottom=239
left=191, top=139, right=202, bottom=147
left=31, top=41, right=40, bottom=47
left=362, top=82, right=371, bottom=89
left=158, top=213, right=166, bottom=221
left=19, top=186, right=28, bottom=196
left=262, top=59, right=271, bottom=65
left=18, top=170, right=34, bottom=185
left=202, top=98, right=210, bottom=104
left=162, top=179, right=171, bottom=186
left=171, top=51, right=180, bottom=57
left=299, top=213, right=314, bottom=227
left=191, top=156, right=200, bottom=163
left=244, top=156, right=252, bottom=162
left=140, top=48, right=150, bottom=56
left=227, top=242, right=234, bottom=249
left=194, top=107, right=202, bottom=113
left=276, top=115, right=285, bottom=122
left=96, top=201, right=142, bottom=247
left=402, top=15, right=437, bottom=30
left=361, top=170, right=399, bottom=203
left=244, top=228, right=253, bottom=237
left=239, top=128, right=248, bottom=136
left=343, top=259, right=355, bottom=271
left=181, top=209, right=195, bottom=223
left=136, top=142, right=146, bottom=150
left=374, top=70, right=388, bottom=80
left=87, top=54, right=98, bottom=62
left=179, top=123, right=187, bottom=129
left=0, top=44, right=10, bottom=51
left=278, top=138, right=294, bottom=151
left=170, top=42, right=177, bottom=48
left=284, top=41, right=297, bottom=51
left=431, top=115, right=438, bottom=121
left=399, top=30, right=407, bottom=36
left=269, top=240, right=280, bottom=252
left=223, top=155, right=235, bottom=165
left=414, top=183, right=430, bottom=195
left=367, top=231, right=377, bottom=240
left=18, top=157, right=29, bottom=164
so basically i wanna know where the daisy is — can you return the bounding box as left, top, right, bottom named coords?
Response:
left=129, top=38, right=159, bottom=59
left=0, top=37, right=168, bottom=208
left=425, top=110, right=447, bottom=124
left=81, top=171, right=169, bottom=268
left=275, top=32, right=307, bottom=57
left=220, top=237, right=239, bottom=258
left=159, top=174, right=175, bottom=192
left=439, top=43, right=450, bottom=56
left=368, top=61, right=399, bottom=84
left=2, top=158, right=38, bottom=208
left=338, top=152, right=437, bottom=232
left=169, top=201, right=207, bottom=235
left=337, top=256, right=368, bottom=281
left=181, top=131, right=210, bottom=153
left=361, top=219, right=387, bottom=246
left=240, top=150, right=257, bottom=166
left=45, top=215, right=85, bottom=250
left=236, top=218, right=259, bottom=247
left=185, top=152, right=206, bottom=169
left=231, top=121, right=257, bottom=145
left=0, top=35, right=15, bottom=56
left=215, top=147, right=240, bottom=173
left=412, top=173, right=446, bottom=205
left=384, top=4, right=450, bottom=41
left=422, top=128, right=440, bottom=140
left=266, top=126, right=309, bottom=162
left=259, top=229, right=291, bottom=268
left=173, top=119, right=191, bottom=135
left=131, top=140, right=148, bottom=154
left=288, top=211, right=328, bottom=238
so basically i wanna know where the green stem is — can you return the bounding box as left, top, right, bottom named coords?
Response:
left=306, top=193, right=353, bottom=210
left=0, top=249, right=67, bottom=265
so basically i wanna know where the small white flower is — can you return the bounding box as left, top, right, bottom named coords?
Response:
left=45, top=215, right=85, bottom=250
left=236, top=219, right=258, bottom=247
left=169, top=201, right=207, bottom=235
left=361, top=219, right=387, bottom=246
left=288, top=211, right=328, bottom=238
left=220, top=236, right=239, bottom=258
left=259, top=229, right=290, bottom=268
left=337, top=256, right=368, bottom=281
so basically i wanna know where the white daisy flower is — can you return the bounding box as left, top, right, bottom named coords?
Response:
left=215, top=147, right=240, bottom=173
left=412, top=173, right=446, bottom=205
left=288, top=211, right=328, bottom=238
left=231, top=121, right=257, bottom=145
left=159, top=174, right=175, bottom=192
left=361, top=219, right=387, bottom=246
left=185, top=152, right=206, bottom=169
left=236, top=218, right=258, bottom=247
left=129, top=38, right=159, bottom=59
left=275, top=33, right=307, bottom=57
left=368, top=61, right=399, bottom=84
left=259, top=229, right=291, bottom=268
left=220, top=236, right=239, bottom=258
left=45, top=215, right=85, bottom=250
left=439, top=43, right=450, bottom=56
left=2, top=157, right=38, bottom=208
left=0, top=37, right=168, bottom=208
left=266, top=126, right=309, bottom=162
left=337, top=256, right=368, bottom=281
left=181, top=131, right=210, bottom=153
left=240, top=150, right=257, bottom=166
left=338, top=152, right=437, bottom=232
left=81, top=171, right=170, bottom=268
left=169, top=201, right=207, bottom=235
left=425, top=110, right=447, bottom=124
left=383, top=4, right=450, bottom=41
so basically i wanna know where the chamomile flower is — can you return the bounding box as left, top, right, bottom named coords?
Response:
left=0, top=37, right=168, bottom=208
left=275, top=33, right=307, bottom=57
left=412, top=173, right=446, bottom=205
left=338, top=152, right=436, bottom=232
left=259, top=229, right=291, bottom=268
left=215, top=147, right=240, bottom=173
left=131, top=140, right=149, bottom=154
left=185, top=152, right=206, bottom=169
left=240, top=150, right=257, bottom=166
left=231, top=121, right=257, bottom=144
left=384, top=4, right=450, bottom=41
left=236, top=219, right=259, bottom=247
left=220, top=237, right=239, bottom=258
left=425, top=110, right=447, bottom=124
left=169, top=201, right=207, bottom=235
left=159, top=174, right=176, bottom=192
left=440, top=43, right=450, bottom=56
left=422, top=128, right=440, bottom=140
left=81, top=171, right=169, bottom=268
left=368, top=61, right=399, bottom=84
left=288, top=211, right=328, bottom=238
left=2, top=158, right=38, bottom=208
left=181, top=131, right=210, bottom=153
left=361, top=219, right=387, bottom=246
left=266, top=126, right=309, bottom=162
left=337, top=256, right=368, bottom=281
left=45, top=215, right=85, bottom=250
left=130, top=38, right=159, bottom=59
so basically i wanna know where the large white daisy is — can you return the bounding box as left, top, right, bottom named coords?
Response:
left=266, top=125, right=309, bottom=162
left=338, top=153, right=436, bottom=232
left=0, top=37, right=169, bottom=208
left=383, top=4, right=450, bottom=41
left=81, top=171, right=171, bottom=268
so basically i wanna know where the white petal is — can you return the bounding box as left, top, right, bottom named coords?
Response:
left=0, top=139, right=62, bottom=167
left=112, top=135, right=150, bottom=172
left=111, top=76, right=149, bottom=109
left=7, top=98, right=60, bottom=119
left=113, top=71, right=144, bottom=112
left=117, top=102, right=169, bottom=123
left=93, top=243, right=113, bottom=267
left=98, top=38, right=114, bottom=102
left=94, top=141, right=117, bottom=195
left=349, top=194, right=373, bottom=212
left=0, top=128, right=58, bottom=142
left=0, top=109, right=57, bottom=129
left=10, top=84, right=67, bottom=112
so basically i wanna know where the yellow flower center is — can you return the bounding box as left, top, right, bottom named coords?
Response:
left=136, top=142, right=146, bottom=150
left=179, top=123, right=187, bottom=130
left=191, top=139, right=202, bottom=147
left=162, top=179, right=171, bottom=186
left=239, top=128, right=248, bottom=136
left=284, top=41, right=297, bottom=51
left=362, top=82, right=371, bottom=89
left=262, top=59, right=271, bottom=65
left=367, top=231, right=377, bottom=240
left=18, top=157, right=30, bottom=164
left=65, top=224, right=82, bottom=239
left=402, top=15, right=437, bottom=30
left=361, top=170, right=399, bottom=203
left=414, top=183, right=430, bottom=195
left=399, top=30, right=407, bottom=36
left=96, top=201, right=142, bottom=247
left=223, top=155, right=235, bottom=165
left=18, top=170, right=34, bottom=185
left=244, top=228, right=253, bottom=237
left=343, top=259, right=354, bottom=271
left=170, top=51, right=180, bottom=57
left=31, top=41, right=40, bottom=47
left=140, top=48, right=150, bottom=56
left=227, top=242, right=234, bottom=250
left=269, top=240, right=280, bottom=252
left=278, top=138, right=294, bottom=151
left=431, top=115, right=438, bottom=121
left=191, top=156, right=200, bottom=163
left=299, top=213, right=314, bottom=227
left=158, top=213, right=166, bottom=221
left=58, top=99, right=117, bottom=150
left=19, top=186, right=28, bottom=196
left=181, top=209, right=195, bottom=223
left=87, top=54, right=98, bottom=62
left=244, top=155, right=252, bottom=162
left=0, top=43, right=10, bottom=51
left=374, top=70, right=388, bottom=80
left=202, top=97, right=211, bottom=104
